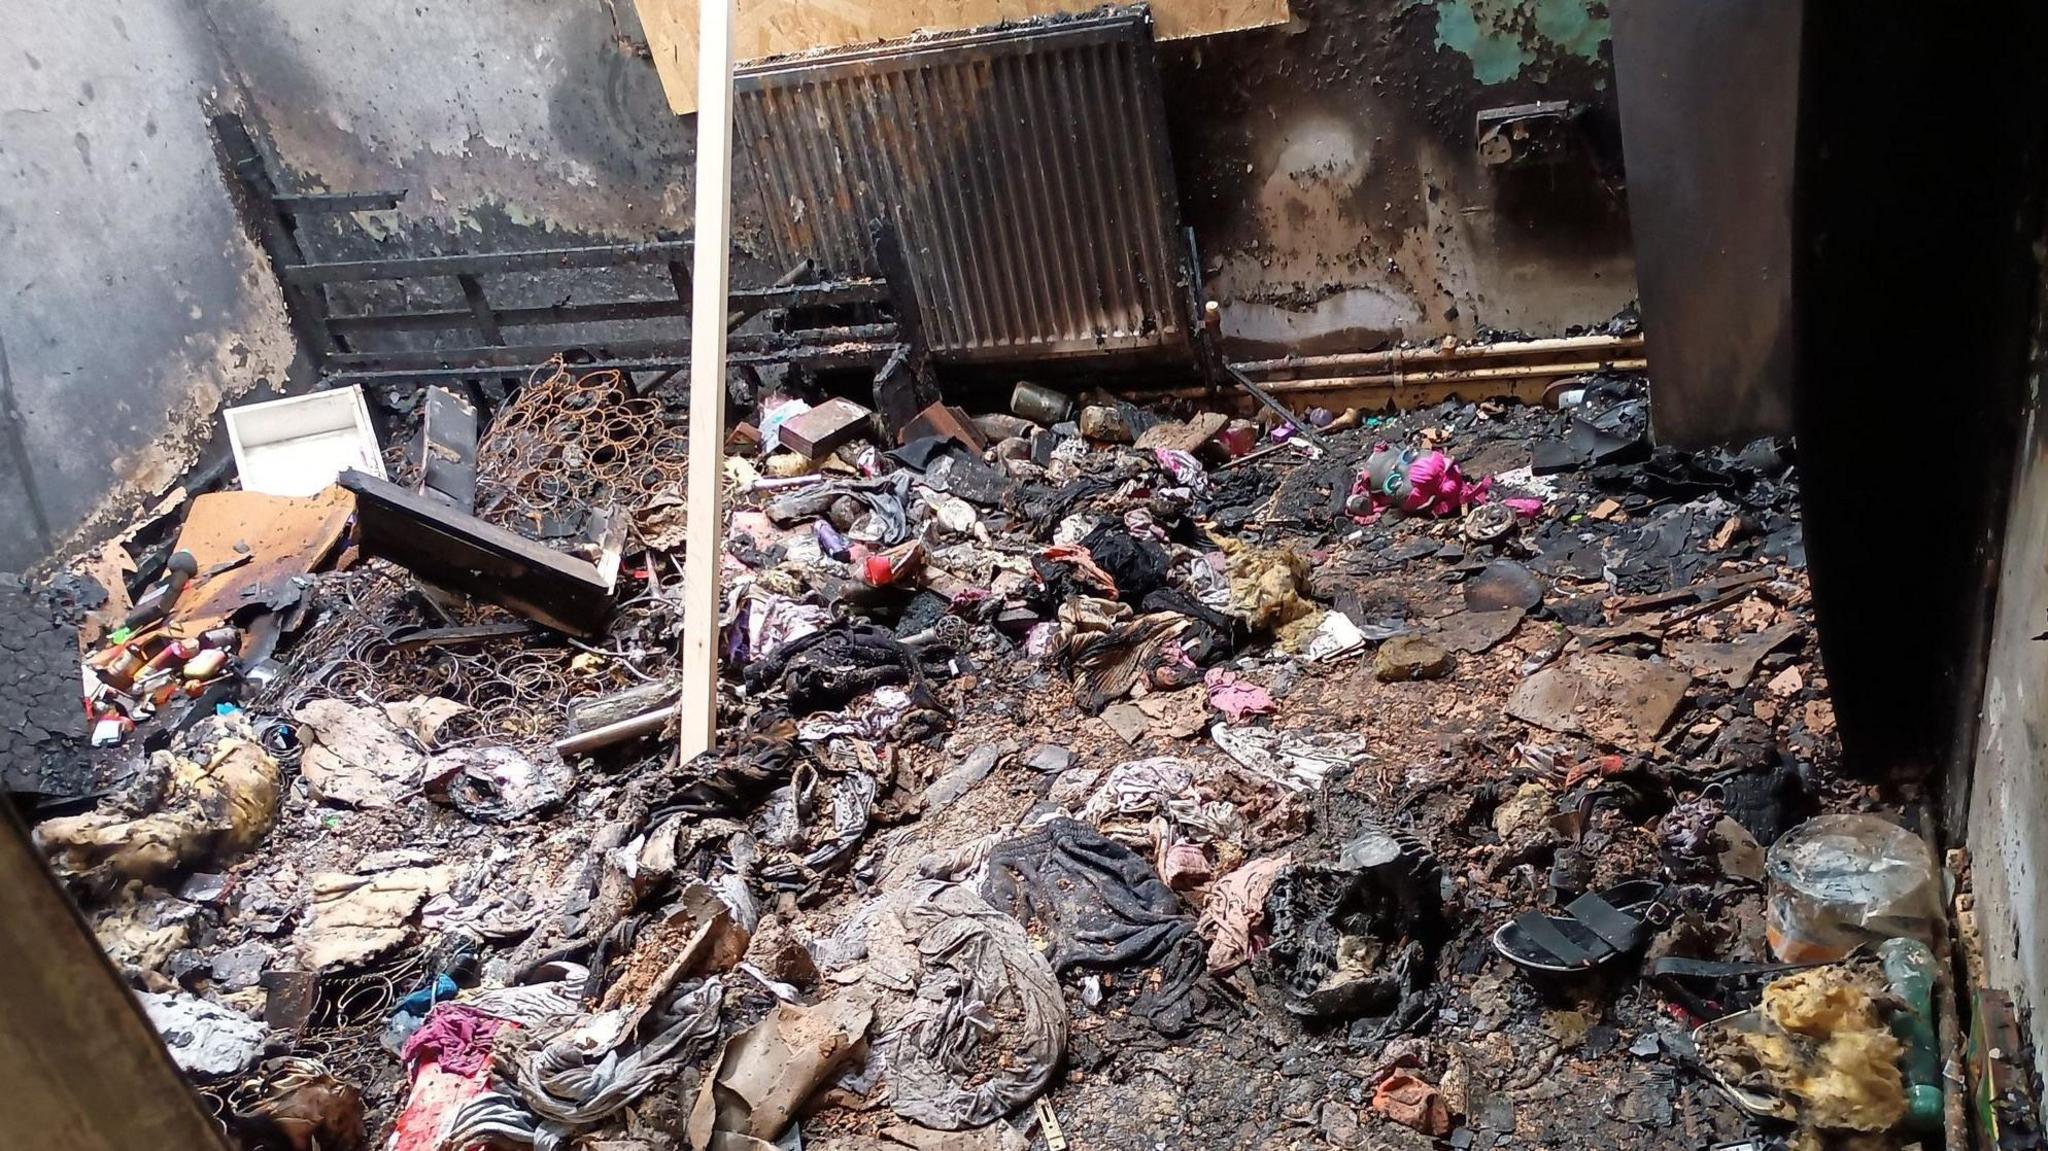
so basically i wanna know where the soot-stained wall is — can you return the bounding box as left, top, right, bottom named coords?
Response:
left=0, top=0, right=1635, bottom=572
left=205, top=0, right=695, bottom=245
left=1162, top=0, right=1635, bottom=357
left=0, top=0, right=298, bottom=573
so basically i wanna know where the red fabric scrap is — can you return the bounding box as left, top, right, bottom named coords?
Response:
left=401, top=1003, right=511, bottom=1078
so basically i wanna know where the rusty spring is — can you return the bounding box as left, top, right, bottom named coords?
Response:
left=194, top=949, right=430, bottom=1133
left=295, top=949, right=431, bottom=1092
left=260, top=563, right=672, bottom=754
left=474, top=363, right=690, bottom=540
left=258, top=365, right=690, bottom=750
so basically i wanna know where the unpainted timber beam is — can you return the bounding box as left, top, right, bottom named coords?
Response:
left=679, top=0, right=735, bottom=760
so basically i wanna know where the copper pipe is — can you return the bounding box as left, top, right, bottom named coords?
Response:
left=1232, top=333, right=1644, bottom=379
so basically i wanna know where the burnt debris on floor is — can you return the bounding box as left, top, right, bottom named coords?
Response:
left=14, top=363, right=1968, bottom=1151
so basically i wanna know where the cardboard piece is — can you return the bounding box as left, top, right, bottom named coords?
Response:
left=165, top=487, right=356, bottom=636
left=635, top=0, right=1293, bottom=115
left=688, top=995, right=873, bottom=1148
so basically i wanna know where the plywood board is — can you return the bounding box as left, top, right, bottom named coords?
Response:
left=166, top=487, right=356, bottom=635
left=636, top=0, right=1291, bottom=114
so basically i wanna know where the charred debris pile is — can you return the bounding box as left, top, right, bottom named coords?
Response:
left=7, top=362, right=1966, bottom=1151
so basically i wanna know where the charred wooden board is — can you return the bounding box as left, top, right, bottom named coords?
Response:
left=385, top=620, right=534, bottom=651
left=339, top=470, right=616, bottom=637
left=417, top=386, right=478, bottom=511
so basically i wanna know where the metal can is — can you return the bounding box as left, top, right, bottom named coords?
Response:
left=1010, top=381, right=1073, bottom=424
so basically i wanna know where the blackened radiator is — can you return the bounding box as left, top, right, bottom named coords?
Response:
left=734, top=11, right=1192, bottom=365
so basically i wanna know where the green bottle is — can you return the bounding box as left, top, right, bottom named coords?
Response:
left=1878, top=936, right=1943, bottom=1132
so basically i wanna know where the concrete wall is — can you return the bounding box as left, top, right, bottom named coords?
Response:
left=1162, top=0, right=1635, bottom=357
left=205, top=0, right=693, bottom=245
left=0, top=0, right=298, bottom=572
left=1967, top=358, right=2048, bottom=1087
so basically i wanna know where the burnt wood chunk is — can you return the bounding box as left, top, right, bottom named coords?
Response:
left=417, top=386, right=479, bottom=511
left=339, top=469, right=615, bottom=637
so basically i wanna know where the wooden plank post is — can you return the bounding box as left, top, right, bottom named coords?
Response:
left=678, top=0, right=735, bottom=760
left=0, top=807, right=231, bottom=1151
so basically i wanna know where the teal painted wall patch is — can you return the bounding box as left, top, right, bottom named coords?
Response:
left=1429, top=0, right=1611, bottom=85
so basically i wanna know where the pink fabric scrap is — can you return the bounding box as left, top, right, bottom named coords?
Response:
left=1401, top=450, right=1492, bottom=518
left=1348, top=446, right=1494, bottom=523
left=1204, top=668, right=1276, bottom=722
left=1153, top=447, right=1209, bottom=493
left=1196, top=854, right=1292, bottom=971
left=401, top=1003, right=512, bottom=1078
left=1159, top=840, right=1214, bottom=892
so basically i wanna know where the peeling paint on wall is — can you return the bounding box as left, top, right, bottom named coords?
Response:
left=1431, top=1, right=1532, bottom=84
left=1426, top=0, right=1610, bottom=85
left=1531, top=0, right=1609, bottom=62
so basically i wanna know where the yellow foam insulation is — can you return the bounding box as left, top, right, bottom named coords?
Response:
left=1223, top=544, right=1316, bottom=637
left=1758, top=967, right=1906, bottom=1132
left=36, top=735, right=280, bottom=884
left=1706, top=964, right=1906, bottom=1135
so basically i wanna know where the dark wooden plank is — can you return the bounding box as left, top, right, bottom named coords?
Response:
left=272, top=190, right=407, bottom=213
left=417, top=386, right=479, bottom=510
left=211, top=113, right=340, bottom=359
left=387, top=620, right=534, bottom=650
left=324, top=342, right=904, bottom=387
left=455, top=275, right=504, bottom=345
left=323, top=279, right=888, bottom=337
left=727, top=257, right=816, bottom=333
left=339, top=469, right=615, bottom=637
left=329, top=337, right=695, bottom=370
left=870, top=223, right=940, bottom=438
left=328, top=297, right=690, bottom=336
left=1616, top=570, right=1773, bottom=613
left=324, top=325, right=899, bottom=371
left=737, top=278, right=886, bottom=308
left=282, top=241, right=697, bottom=284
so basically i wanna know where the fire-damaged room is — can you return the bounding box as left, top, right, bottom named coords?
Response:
left=5, top=3, right=2048, bottom=1151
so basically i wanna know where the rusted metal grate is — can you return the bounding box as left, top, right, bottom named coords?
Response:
left=214, top=114, right=900, bottom=393
left=735, top=11, right=1191, bottom=364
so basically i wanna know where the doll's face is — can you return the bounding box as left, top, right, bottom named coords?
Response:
left=1365, top=445, right=1415, bottom=496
